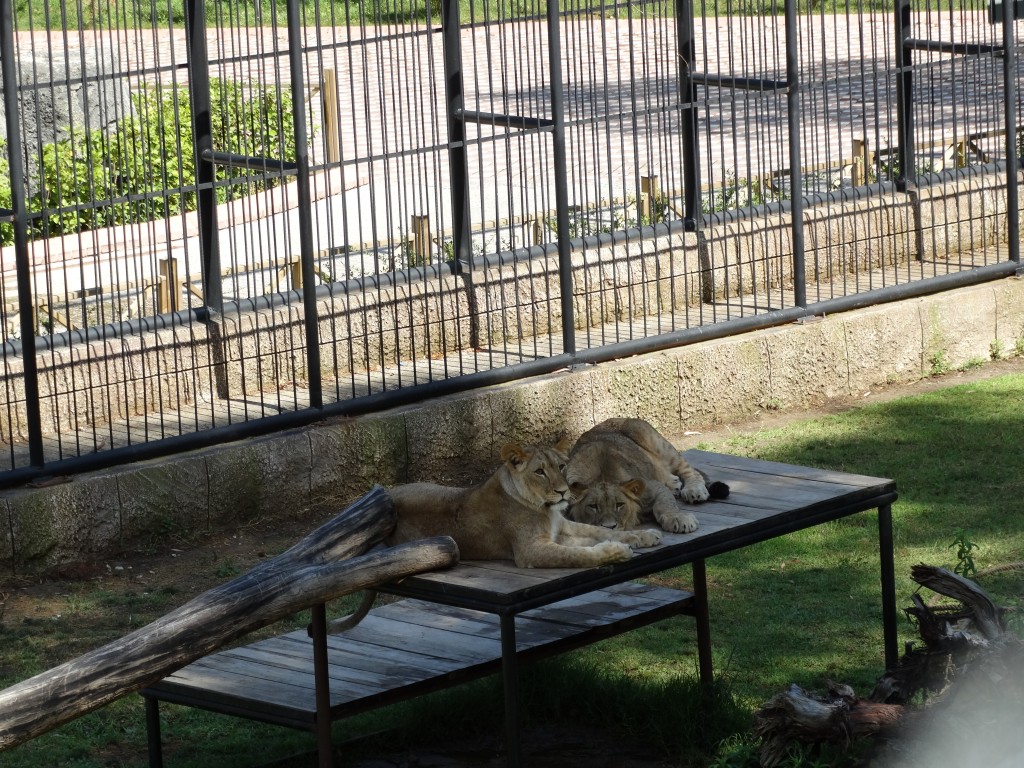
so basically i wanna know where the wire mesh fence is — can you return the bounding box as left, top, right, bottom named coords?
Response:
left=0, top=0, right=1020, bottom=484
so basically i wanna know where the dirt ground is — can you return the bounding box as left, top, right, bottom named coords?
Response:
left=4, top=357, right=1024, bottom=767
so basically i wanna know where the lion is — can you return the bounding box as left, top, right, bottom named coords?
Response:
left=565, top=418, right=729, bottom=535
left=385, top=436, right=662, bottom=566
left=330, top=436, right=662, bottom=632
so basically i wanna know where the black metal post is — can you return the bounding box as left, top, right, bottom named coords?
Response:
left=547, top=0, right=576, bottom=355
left=310, top=603, right=335, bottom=768
left=692, top=559, right=714, bottom=686
left=1002, top=0, right=1020, bottom=265
left=0, top=0, right=44, bottom=467
left=500, top=613, right=522, bottom=768
left=441, top=0, right=472, bottom=268
left=144, top=697, right=165, bottom=768
left=184, top=0, right=223, bottom=311
left=894, top=0, right=915, bottom=192
left=877, top=503, right=898, bottom=671
left=676, top=0, right=701, bottom=230
left=784, top=0, right=806, bottom=307
left=284, top=0, right=323, bottom=408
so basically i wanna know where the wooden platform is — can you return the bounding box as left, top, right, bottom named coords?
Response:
left=141, top=450, right=898, bottom=768
left=142, top=582, right=694, bottom=730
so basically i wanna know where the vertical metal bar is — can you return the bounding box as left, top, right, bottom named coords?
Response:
left=894, top=0, right=915, bottom=192
left=310, top=603, right=335, bottom=768
left=500, top=613, right=522, bottom=768
left=0, top=0, right=44, bottom=467
left=1002, top=0, right=1020, bottom=264
left=676, top=0, right=701, bottom=230
left=184, top=0, right=223, bottom=311
left=546, top=0, right=576, bottom=356
left=877, top=503, right=898, bottom=671
left=784, top=0, right=806, bottom=307
left=692, top=559, right=714, bottom=686
left=441, top=0, right=472, bottom=267
left=285, top=0, right=323, bottom=408
left=144, top=697, right=164, bottom=768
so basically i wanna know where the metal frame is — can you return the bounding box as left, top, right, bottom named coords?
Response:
left=0, top=0, right=1020, bottom=486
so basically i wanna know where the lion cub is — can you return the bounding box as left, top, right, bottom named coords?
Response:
left=387, top=437, right=662, bottom=569
left=565, top=418, right=729, bottom=534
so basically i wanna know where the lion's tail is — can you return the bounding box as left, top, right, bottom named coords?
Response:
left=324, top=589, right=378, bottom=633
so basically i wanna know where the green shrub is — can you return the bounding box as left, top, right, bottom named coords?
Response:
left=0, top=78, right=297, bottom=242
left=0, top=139, right=12, bottom=246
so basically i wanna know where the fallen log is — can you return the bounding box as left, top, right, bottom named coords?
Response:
left=0, top=485, right=460, bottom=751
left=754, top=681, right=905, bottom=767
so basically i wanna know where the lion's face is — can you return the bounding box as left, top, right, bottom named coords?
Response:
left=499, top=439, right=572, bottom=515
left=567, top=479, right=645, bottom=530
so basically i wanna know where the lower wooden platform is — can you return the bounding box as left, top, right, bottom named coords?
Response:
left=141, top=581, right=695, bottom=736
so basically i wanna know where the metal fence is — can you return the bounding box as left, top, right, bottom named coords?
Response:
left=0, top=0, right=1020, bottom=486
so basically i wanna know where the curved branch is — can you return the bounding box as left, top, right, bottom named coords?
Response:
left=0, top=487, right=459, bottom=751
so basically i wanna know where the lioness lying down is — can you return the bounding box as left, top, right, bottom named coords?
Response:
left=387, top=436, right=661, bottom=568
left=566, top=418, right=729, bottom=534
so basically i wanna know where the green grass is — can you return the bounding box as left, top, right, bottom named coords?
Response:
left=2, top=372, right=1024, bottom=767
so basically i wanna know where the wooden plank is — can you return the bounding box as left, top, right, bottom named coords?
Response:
left=317, top=634, right=466, bottom=677
left=215, top=640, right=443, bottom=693
left=187, top=654, right=378, bottom=701
left=685, top=449, right=893, bottom=488
left=154, top=665, right=317, bottom=723
left=370, top=600, right=581, bottom=647
left=335, top=613, right=503, bottom=663
left=709, top=466, right=881, bottom=504
left=520, top=588, right=695, bottom=628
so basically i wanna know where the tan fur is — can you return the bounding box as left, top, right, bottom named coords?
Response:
left=565, top=418, right=709, bottom=534
left=386, top=437, right=662, bottom=568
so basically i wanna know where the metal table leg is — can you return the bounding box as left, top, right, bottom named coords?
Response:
left=310, top=603, right=336, bottom=768
left=878, top=503, right=899, bottom=670
left=692, top=558, right=714, bottom=686
left=500, top=613, right=522, bottom=768
left=145, top=696, right=163, bottom=768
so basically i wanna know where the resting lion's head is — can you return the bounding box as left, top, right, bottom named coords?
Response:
left=566, top=479, right=645, bottom=530
left=498, top=437, right=572, bottom=515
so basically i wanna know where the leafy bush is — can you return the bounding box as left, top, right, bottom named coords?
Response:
left=0, top=78, right=297, bottom=242
left=0, top=139, right=12, bottom=246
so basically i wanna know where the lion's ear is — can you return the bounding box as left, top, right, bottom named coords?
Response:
left=500, top=443, right=528, bottom=467
left=622, top=479, right=645, bottom=498
left=554, top=434, right=572, bottom=453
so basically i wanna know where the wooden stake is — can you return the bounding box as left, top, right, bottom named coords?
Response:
left=323, top=69, right=340, bottom=165
left=158, top=258, right=179, bottom=314
left=412, top=214, right=431, bottom=267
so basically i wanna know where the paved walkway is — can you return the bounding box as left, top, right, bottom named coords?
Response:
left=5, top=12, right=1014, bottom=299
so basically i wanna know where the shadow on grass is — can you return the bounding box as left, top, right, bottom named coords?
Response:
left=695, top=375, right=1024, bottom=703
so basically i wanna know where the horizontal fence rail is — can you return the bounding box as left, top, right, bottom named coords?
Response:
left=0, top=0, right=1021, bottom=486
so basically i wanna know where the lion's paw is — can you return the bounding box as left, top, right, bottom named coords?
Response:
left=596, top=541, right=634, bottom=562
left=669, top=474, right=684, bottom=493
left=662, top=511, right=699, bottom=534
left=623, top=528, right=662, bottom=548
left=679, top=480, right=710, bottom=504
